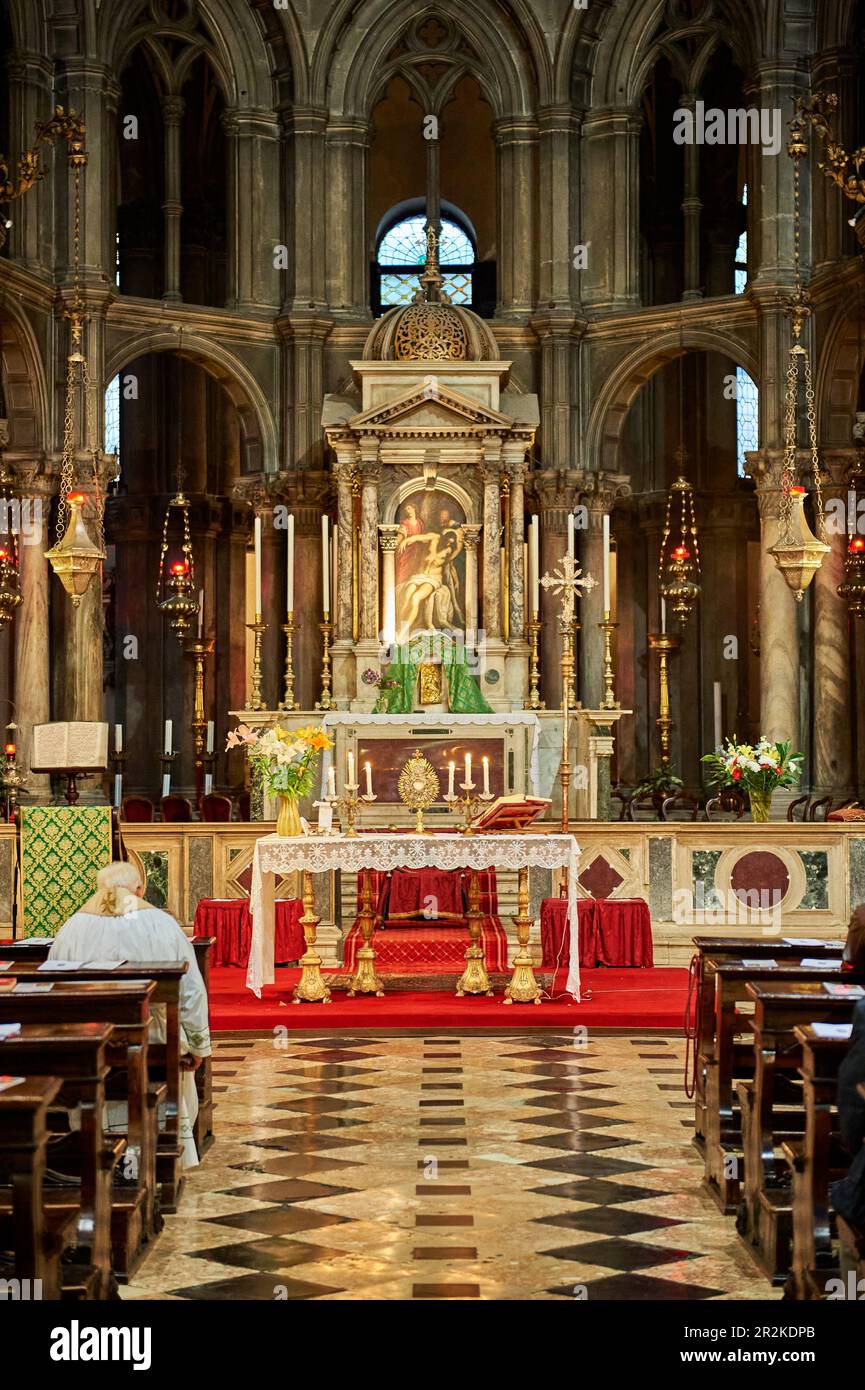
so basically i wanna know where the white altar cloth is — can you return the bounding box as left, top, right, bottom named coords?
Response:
left=247, top=830, right=580, bottom=1002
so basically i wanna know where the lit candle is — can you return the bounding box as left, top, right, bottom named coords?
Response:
left=482, top=756, right=490, bottom=797
left=114, top=773, right=122, bottom=808
left=713, top=681, right=722, bottom=749
left=347, top=749, right=355, bottom=787
left=287, top=513, right=295, bottom=615
left=206, top=721, right=214, bottom=755
left=322, top=515, right=330, bottom=616
left=197, top=587, right=204, bottom=639
left=661, top=596, right=667, bottom=634
left=163, top=720, right=173, bottom=756
left=602, top=514, right=611, bottom=615
left=114, top=723, right=123, bottom=754
left=567, top=513, right=575, bottom=564
left=530, top=516, right=540, bottom=613
left=254, top=516, right=262, bottom=616
left=464, top=752, right=473, bottom=789
left=365, top=760, right=373, bottom=797
left=448, top=760, right=455, bottom=799
left=327, top=765, right=336, bottom=799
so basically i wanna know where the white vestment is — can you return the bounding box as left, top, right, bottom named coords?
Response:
left=48, top=906, right=212, bottom=1167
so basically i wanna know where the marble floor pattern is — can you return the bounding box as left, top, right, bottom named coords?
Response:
left=121, top=1031, right=780, bottom=1301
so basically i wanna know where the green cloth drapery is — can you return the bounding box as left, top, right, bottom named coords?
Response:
left=373, top=635, right=492, bottom=714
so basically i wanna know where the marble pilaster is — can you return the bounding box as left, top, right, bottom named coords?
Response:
left=812, top=455, right=854, bottom=794
left=481, top=447, right=502, bottom=641
left=358, top=448, right=380, bottom=643
left=749, top=450, right=801, bottom=751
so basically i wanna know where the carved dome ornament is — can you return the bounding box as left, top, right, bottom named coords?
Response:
left=393, top=302, right=468, bottom=361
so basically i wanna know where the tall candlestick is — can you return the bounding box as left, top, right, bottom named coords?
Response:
left=567, top=513, right=575, bottom=563
left=530, top=516, right=540, bottom=612
left=482, top=756, right=490, bottom=797
left=163, top=720, right=173, bottom=756
left=364, top=760, right=373, bottom=798
left=347, top=749, right=355, bottom=787
left=661, top=596, right=667, bottom=634
left=464, top=752, right=473, bottom=789
left=286, top=513, right=295, bottom=614
left=206, top=720, right=214, bottom=755
left=713, top=681, right=722, bottom=749
left=322, top=515, right=330, bottom=615
left=197, top=588, right=204, bottom=639
left=602, top=514, right=611, bottom=615
left=254, top=516, right=262, bottom=615
left=448, top=760, right=455, bottom=799
left=114, top=723, right=123, bottom=754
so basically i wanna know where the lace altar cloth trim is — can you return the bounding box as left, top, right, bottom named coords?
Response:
left=247, top=831, right=580, bottom=1001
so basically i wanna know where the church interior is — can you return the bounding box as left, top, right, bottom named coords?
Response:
left=1, top=0, right=865, bottom=1326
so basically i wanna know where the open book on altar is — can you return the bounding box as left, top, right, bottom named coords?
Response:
left=470, top=795, right=551, bottom=832
left=31, top=722, right=109, bottom=772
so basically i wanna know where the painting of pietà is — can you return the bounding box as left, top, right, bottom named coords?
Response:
left=394, top=489, right=466, bottom=642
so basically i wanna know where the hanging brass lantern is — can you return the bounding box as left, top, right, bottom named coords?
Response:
left=45, top=490, right=104, bottom=606
left=768, top=108, right=830, bottom=600
left=0, top=456, right=22, bottom=629
left=659, top=472, right=701, bottom=626
left=156, top=491, right=199, bottom=641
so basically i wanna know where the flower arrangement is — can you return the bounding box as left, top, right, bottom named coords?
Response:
left=701, top=737, right=803, bottom=821
left=226, top=722, right=332, bottom=834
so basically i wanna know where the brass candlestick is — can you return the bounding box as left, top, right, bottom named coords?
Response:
left=647, top=632, right=681, bottom=766
left=456, top=868, right=492, bottom=997
left=246, top=614, right=267, bottom=712
left=445, top=783, right=494, bottom=834
left=599, top=610, right=620, bottom=710
left=293, top=868, right=331, bottom=1004
left=332, top=785, right=375, bottom=837
left=316, top=613, right=334, bottom=711
left=525, top=611, right=544, bottom=710
left=279, top=613, right=300, bottom=711
left=185, top=637, right=215, bottom=767
left=559, top=616, right=575, bottom=834
left=348, top=868, right=384, bottom=998
left=504, top=865, right=542, bottom=1005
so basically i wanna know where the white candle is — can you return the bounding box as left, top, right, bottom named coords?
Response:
left=567, top=513, right=575, bottom=563
left=448, top=761, right=455, bottom=798
left=254, top=516, right=262, bottom=616
left=322, top=515, right=330, bottom=616
left=287, top=514, right=295, bottom=614
left=482, top=756, right=490, bottom=796
left=163, top=720, right=173, bottom=756
left=464, top=752, right=473, bottom=789
left=327, top=765, right=336, bottom=799
left=364, top=760, right=373, bottom=797
left=347, top=750, right=355, bottom=787
left=114, top=773, right=122, bottom=808
left=197, top=587, right=204, bottom=639
left=161, top=772, right=170, bottom=800
left=602, top=514, right=611, bottom=615
left=713, top=681, right=722, bottom=749
left=204, top=773, right=213, bottom=797
left=206, top=720, right=214, bottom=755
left=530, top=516, right=540, bottom=613
left=114, top=723, right=123, bottom=754
left=661, top=596, right=667, bottom=634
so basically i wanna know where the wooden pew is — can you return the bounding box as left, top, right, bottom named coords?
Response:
left=0, top=980, right=157, bottom=1280
left=782, top=1024, right=854, bottom=1299
left=192, top=936, right=215, bottom=1158
left=6, top=961, right=189, bottom=1213
left=704, top=957, right=852, bottom=1212
left=0, top=1022, right=119, bottom=1299
left=739, top=980, right=862, bottom=1283
left=692, top=935, right=845, bottom=1151
left=0, top=1076, right=73, bottom=1300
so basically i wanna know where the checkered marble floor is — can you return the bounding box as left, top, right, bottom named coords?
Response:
left=121, top=1032, right=779, bottom=1301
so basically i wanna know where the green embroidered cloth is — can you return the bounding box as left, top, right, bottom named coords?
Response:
left=21, top=805, right=113, bottom=937
left=374, top=637, right=492, bottom=715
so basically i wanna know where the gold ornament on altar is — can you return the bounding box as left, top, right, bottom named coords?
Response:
left=397, top=748, right=440, bottom=834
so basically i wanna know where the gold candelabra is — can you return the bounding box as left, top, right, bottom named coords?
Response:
left=246, top=614, right=267, bottom=711
left=599, top=611, right=620, bottom=710
left=316, top=614, right=334, bottom=711
left=348, top=869, right=384, bottom=998
left=525, top=611, right=544, bottom=710
left=330, top=782, right=375, bottom=837
left=445, top=781, right=494, bottom=834
left=504, top=866, right=542, bottom=1005
left=647, top=631, right=680, bottom=766
left=279, top=614, right=299, bottom=710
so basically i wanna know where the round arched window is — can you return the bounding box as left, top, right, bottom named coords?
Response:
left=375, top=209, right=475, bottom=311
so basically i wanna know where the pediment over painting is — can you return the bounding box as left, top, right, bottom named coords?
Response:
left=325, top=380, right=534, bottom=437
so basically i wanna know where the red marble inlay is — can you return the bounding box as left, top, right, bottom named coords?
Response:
left=729, top=850, right=789, bottom=901
left=577, top=856, right=624, bottom=900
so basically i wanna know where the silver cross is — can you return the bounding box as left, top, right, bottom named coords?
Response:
left=540, top=553, right=597, bottom=624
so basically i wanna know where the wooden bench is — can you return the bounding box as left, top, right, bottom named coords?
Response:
left=738, top=980, right=862, bottom=1283
left=192, top=936, right=215, bottom=1157
left=0, top=980, right=157, bottom=1279
left=0, top=1076, right=74, bottom=1300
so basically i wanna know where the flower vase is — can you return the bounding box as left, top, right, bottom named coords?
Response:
left=749, top=788, right=773, bottom=823
left=276, top=794, right=303, bottom=838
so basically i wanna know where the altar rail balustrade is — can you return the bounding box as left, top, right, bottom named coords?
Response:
left=0, top=821, right=861, bottom=965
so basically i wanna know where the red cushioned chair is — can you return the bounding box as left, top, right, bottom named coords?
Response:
left=201, top=793, right=233, bottom=822
left=236, top=792, right=251, bottom=822
left=120, top=795, right=155, bottom=823
left=161, top=794, right=193, bottom=823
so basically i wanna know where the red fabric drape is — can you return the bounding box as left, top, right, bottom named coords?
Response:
left=540, top=897, right=653, bottom=969
left=193, top=898, right=304, bottom=967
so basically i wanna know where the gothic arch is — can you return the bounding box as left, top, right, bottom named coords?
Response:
left=0, top=301, right=48, bottom=453
left=2, top=0, right=48, bottom=53
left=104, top=330, right=278, bottom=475
left=585, top=326, right=758, bottom=474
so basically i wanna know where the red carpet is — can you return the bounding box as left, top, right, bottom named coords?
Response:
left=209, top=963, right=689, bottom=1031
left=342, top=919, right=509, bottom=973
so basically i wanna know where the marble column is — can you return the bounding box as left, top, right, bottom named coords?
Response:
left=681, top=95, right=703, bottom=301
left=161, top=95, right=184, bottom=302
left=579, top=501, right=607, bottom=708
left=463, top=525, right=482, bottom=646
left=481, top=451, right=502, bottom=641
left=813, top=457, right=853, bottom=794
left=378, top=525, right=400, bottom=648
left=332, top=454, right=356, bottom=644
left=359, top=450, right=380, bottom=643
left=61, top=472, right=105, bottom=725
left=751, top=452, right=801, bottom=748
left=507, top=456, right=527, bottom=642
left=12, top=467, right=52, bottom=789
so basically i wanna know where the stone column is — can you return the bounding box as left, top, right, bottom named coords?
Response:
left=161, top=95, right=184, bottom=303
left=463, top=525, right=482, bottom=644
left=750, top=451, right=801, bottom=748
left=536, top=470, right=584, bottom=705
left=537, top=105, right=581, bottom=308
left=680, top=95, right=703, bottom=301
left=222, top=108, right=282, bottom=312
left=4, top=51, right=54, bottom=270
left=530, top=312, right=585, bottom=474
left=580, top=107, right=642, bottom=310
left=286, top=105, right=329, bottom=311
left=812, top=455, right=853, bottom=794
left=325, top=118, right=371, bottom=317
left=358, top=448, right=380, bottom=642
left=331, top=454, right=356, bottom=644
left=60, top=470, right=105, bottom=725
left=481, top=448, right=502, bottom=640
left=494, top=117, right=538, bottom=317
left=506, top=455, right=527, bottom=642
left=12, top=466, right=52, bottom=789
left=378, top=525, right=400, bottom=647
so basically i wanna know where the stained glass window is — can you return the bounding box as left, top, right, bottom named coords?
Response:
left=377, top=214, right=474, bottom=308
left=736, top=366, right=758, bottom=476
left=104, top=376, right=121, bottom=478
left=734, top=185, right=748, bottom=295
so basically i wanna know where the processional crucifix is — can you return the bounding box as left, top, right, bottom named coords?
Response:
left=540, top=555, right=596, bottom=834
